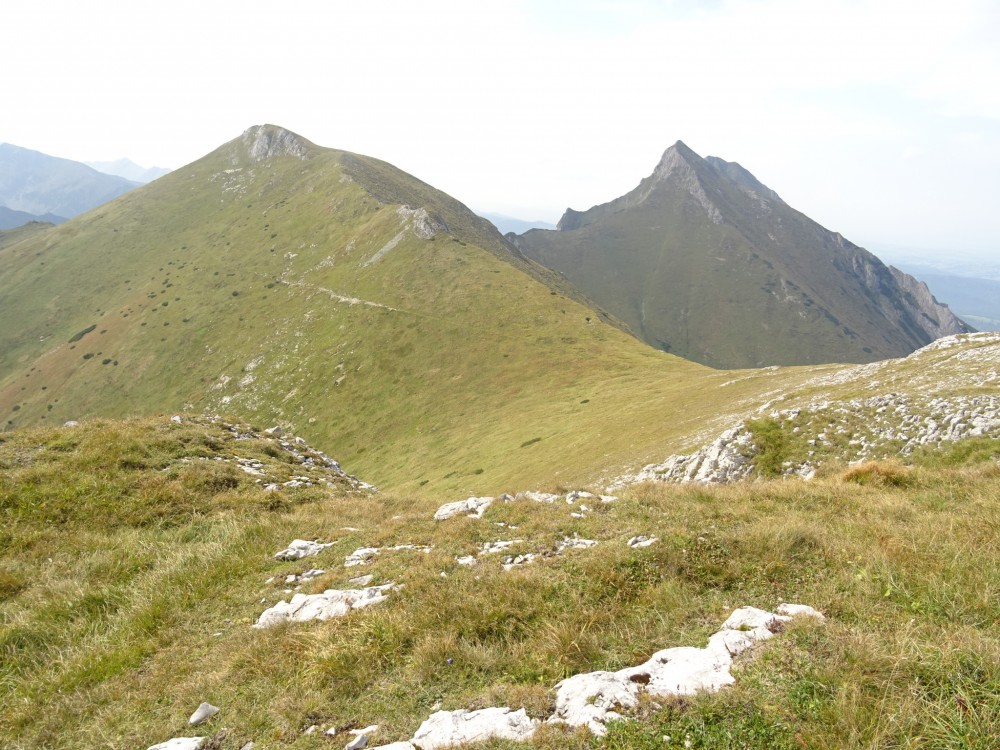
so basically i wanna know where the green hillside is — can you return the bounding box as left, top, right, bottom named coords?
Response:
left=515, top=142, right=970, bottom=369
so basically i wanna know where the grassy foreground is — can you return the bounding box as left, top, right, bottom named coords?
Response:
left=2, top=417, right=998, bottom=749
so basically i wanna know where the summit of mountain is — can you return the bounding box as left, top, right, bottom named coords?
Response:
left=514, top=142, right=971, bottom=368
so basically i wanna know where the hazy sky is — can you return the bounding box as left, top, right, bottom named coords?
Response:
left=3, top=0, right=998, bottom=259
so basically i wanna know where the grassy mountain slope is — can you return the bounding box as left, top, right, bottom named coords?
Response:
left=2, top=416, right=997, bottom=749
left=2, top=126, right=802, bottom=496
left=514, top=142, right=970, bottom=369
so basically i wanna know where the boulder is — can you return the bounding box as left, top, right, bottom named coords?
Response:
left=274, top=539, right=334, bottom=561
left=549, top=602, right=824, bottom=736
left=187, top=702, right=219, bottom=726
left=344, top=547, right=381, bottom=567
left=253, top=584, right=393, bottom=628
left=147, top=740, right=206, bottom=750
left=433, top=497, right=493, bottom=520
left=410, top=707, right=538, bottom=749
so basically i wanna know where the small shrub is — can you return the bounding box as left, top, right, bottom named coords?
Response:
left=68, top=324, right=97, bottom=343
left=746, top=418, right=789, bottom=477
left=841, top=461, right=913, bottom=487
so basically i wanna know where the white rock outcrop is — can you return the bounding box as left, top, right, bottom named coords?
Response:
left=410, top=708, right=539, bottom=749
left=548, top=603, right=823, bottom=736
left=433, top=497, right=494, bottom=520
left=253, top=584, right=393, bottom=628
left=147, top=740, right=206, bottom=750
left=274, top=539, right=334, bottom=561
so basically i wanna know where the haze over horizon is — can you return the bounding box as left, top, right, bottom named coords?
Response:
left=3, top=0, right=998, bottom=261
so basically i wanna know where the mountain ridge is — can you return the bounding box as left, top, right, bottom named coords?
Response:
left=515, top=142, right=970, bottom=368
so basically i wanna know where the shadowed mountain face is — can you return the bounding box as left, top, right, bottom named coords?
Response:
left=513, top=141, right=971, bottom=368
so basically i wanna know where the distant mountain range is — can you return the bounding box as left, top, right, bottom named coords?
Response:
left=512, top=141, right=970, bottom=368
left=0, top=204, right=66, bottom=229
left=86, top=157, right=171, bottom=184
left=478, top=212, right=555, bottom=235
left=0, top=142, right=139, bottom=221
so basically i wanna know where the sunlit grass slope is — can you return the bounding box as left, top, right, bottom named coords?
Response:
left=2, top=417, right=997, bottom=748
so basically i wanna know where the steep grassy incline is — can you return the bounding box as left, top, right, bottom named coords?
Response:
left=1, top=126, right=806, bottom=496
left=515, top=142, right=969, bottom=369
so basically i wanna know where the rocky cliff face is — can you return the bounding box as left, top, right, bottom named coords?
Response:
left=238, top=124, right=313, bottom=163
left=515, top=142, right=972, bottom=368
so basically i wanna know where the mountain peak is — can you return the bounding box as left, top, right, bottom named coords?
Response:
left=240, top=124, right=312, bottom=163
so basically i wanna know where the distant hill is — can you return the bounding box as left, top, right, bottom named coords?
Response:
left=478, top=211, right=556, bottom=235
left=0, top=142, right=139, bottom=220
left=0, top=204, right=65, bottom=229
left=86, top=157, right=171, bottom=184
left=513, top=141, right=971, bottom=368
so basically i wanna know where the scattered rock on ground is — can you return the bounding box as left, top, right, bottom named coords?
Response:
left=548, top=603, right=823, bottom=736
left=628, top=535, right=658, bottom=548
left=187, top=703, right=219, bottom=726
left=410, top=708, right=539, bottom=750
left=253, top=584, right=394, bottom=628
left=147, top=739, right=206, bottom=750
left=556, top=534, right=598, bottom=552
left=434, top=496, right=494, bottom=520
left=344, top=547, right=381, bottom=567
left=274, top=539, right=334, bottom=561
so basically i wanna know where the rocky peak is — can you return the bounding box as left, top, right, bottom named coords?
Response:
left=652, top=140, right=701, bottom=180
left=641, top=140, right=721, bottom=223
left=240, top=124, right=311, bottom=163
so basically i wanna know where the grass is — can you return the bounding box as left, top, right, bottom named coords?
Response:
left=2, top=417, right=998, bottom=748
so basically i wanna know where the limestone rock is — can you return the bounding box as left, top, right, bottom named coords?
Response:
left=147, top=739, right=206, bottom=750
left=368, top=744, right=416, bottom=750
left=479, top=540, right=521, bottom=554
left=549, top=602, right=824, bottom=736
left=556, top=534, right=598, bottom=552
left=519, top=491, right=560, bottom=503
left=776, top=602, right=825, bottom=620
left=549, top=670, right=639, bottom=735
left=433, top=496, right=493, bottom=520
left=274, top=539, right=334, bottom=561
left=253, top=584, right=393, bottom=628
left=410, top=707, right=538, bottom=749
left=344, top=547, right=381, bottom=567
left=628, top=535, right=658, bottom=548
left=187, top=702, right=219, bottom=725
